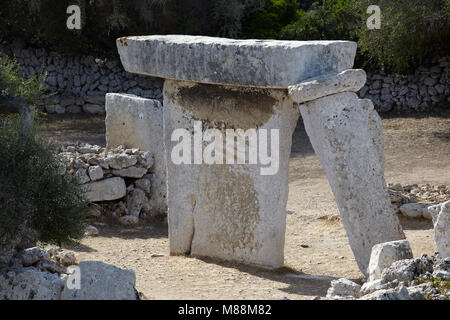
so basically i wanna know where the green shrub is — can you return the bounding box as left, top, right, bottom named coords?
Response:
left=242, top=0, right=300, bottom=39
left=0, top=54, right=86, bottom=252
left=0, top=0, right=270, bottom=56
left=0, top=54, right=48, bottom=105
left=1, top=0, right=448, bottom=73
left=0, top=0, right=158, bottom=57
left=356, top=0, right=450, bottom=73
left=279, top=0, right=361, bottom=41
left=0, top=115, right=88, bottom=251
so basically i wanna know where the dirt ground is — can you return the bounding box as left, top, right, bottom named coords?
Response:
left=42, top=109, right=450, bottom=300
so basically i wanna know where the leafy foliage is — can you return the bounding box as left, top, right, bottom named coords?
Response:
left=242, top=0, right=300, bottom=39
left=356, top=0, right=450, bottom=73
left=279, top=0, right=361, bottom=41
left=0, top=0, right=269, bottom=56
left=0, top=115, right=88, bottom=251
left=0, top=54, right=48, bottom=105
left=0, top=0, right=449, bottom=73
left=416, top=276, right=450, bottom=299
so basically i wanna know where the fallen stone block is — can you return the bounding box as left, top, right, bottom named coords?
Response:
left=367, top=240, right=413, bottom=282
left=61, top=261, right=137, bottom=300
left=0, top=267, right=64, bottom=300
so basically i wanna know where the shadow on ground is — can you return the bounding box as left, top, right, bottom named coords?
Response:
left=192, top=256, right=361, bottom=298
left=398, top=215, right=434, bottom=231
left=91, top=218, right=168, bottom=240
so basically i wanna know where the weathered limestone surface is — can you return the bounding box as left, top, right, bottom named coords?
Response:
left=62, top=261, right=137, bottom=300
left=367, top=240, right=413, bottom=282
left=164, top=80, right=299, bottom=268
left=288, top=69, right=366, bottom=103
left=105, top=93, right=167, bottom=214
left=116, top=35, right=397, bottom=270
left=428, top=200, right=450, bottom=257
left=84, top=177, right=126, bottom=202
left=326, top=278, right=361, bottom=299
left=361, top=99, right=386, bottom=171
left=117, top=35, right=357, bottom=88
left=299, top=92, right=405, bottom=274
left=0, top=267, right=64, bottom=300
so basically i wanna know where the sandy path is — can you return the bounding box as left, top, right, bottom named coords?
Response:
left=54, top=112, right=449, bottom=300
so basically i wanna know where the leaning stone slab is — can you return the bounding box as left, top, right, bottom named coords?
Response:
left=428, top=200, right=450, bottom=257
left=361, top=99, right=385, bottom=171
left=367, top=240, right=413, bottom=282
left=61, top=261, right=137, bottom=300
left=288, top=69, right=366, bottom=103
left=84, top=177, right=126, bottom=202
left=117, top=35, right=357, bottom=88
left=164, top=80, right=299, bottom=268
left=299, top=92, right=405, bottom=274
left=106, top=93, right=166, bottom=214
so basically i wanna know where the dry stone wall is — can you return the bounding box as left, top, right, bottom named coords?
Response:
left=57, top=143, right=159, bottom=225
left=1, top=44, right=448, bottom=114
left=359, top=57, right=449, bottom=112
left=0, top=44, right=163, bottom=115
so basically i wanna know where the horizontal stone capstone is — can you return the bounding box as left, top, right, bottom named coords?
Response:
left=117, top=35, right=357, bottom=88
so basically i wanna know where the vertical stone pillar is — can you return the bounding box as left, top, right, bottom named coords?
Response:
left=105, top=93, right=167, bottom=214
left=164, top=80, right=299, bottom=267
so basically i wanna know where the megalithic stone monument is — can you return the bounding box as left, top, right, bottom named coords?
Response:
left=116, top=35, right=405, bottom=272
